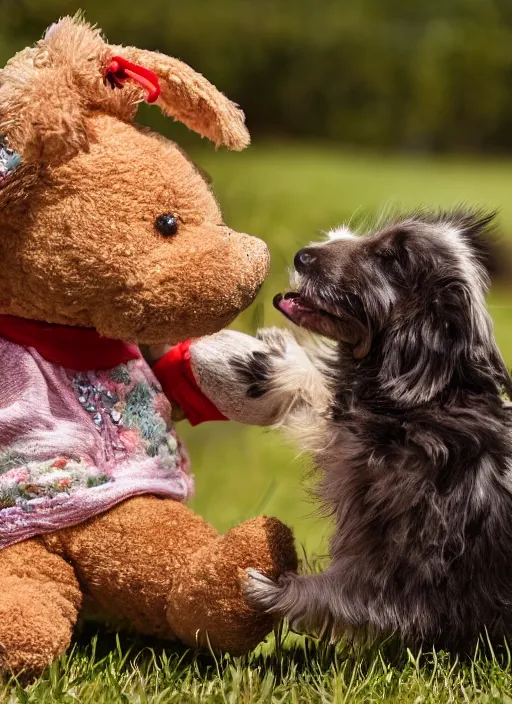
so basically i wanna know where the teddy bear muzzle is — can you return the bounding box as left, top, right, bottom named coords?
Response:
left=125, top=230, right=270, bottom=345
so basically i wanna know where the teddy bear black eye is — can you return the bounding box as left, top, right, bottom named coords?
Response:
left=155, top=213, right=179, bottom=237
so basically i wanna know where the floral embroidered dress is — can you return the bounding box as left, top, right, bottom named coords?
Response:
left=0, top=316, right=194, bottom=549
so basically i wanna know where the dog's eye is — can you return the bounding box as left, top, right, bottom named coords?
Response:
left=155, top=213, right=179, bottom=237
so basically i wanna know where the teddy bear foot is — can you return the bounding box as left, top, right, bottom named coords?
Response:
left=166, top=516, right=298, bottom=655
left=0, top=539, right=82, bottom=680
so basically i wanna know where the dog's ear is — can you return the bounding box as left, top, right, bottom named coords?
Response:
left=110, top=46, right=250, bottom=150
left=454, top=209, right=495, bottom=251
left=452, top=209, right=510, bottom=281
left=378, top=280, right=507, bottom=406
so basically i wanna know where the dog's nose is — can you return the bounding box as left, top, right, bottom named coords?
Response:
left=294, top=248, right=317, bottom=272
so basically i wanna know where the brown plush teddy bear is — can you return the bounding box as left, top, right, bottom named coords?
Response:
left=0, top=16, right=297, bottom=678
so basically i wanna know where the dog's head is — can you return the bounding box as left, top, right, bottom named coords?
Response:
left=276, top=209, right=511, bottom=405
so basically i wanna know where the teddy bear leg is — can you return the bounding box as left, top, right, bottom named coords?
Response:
left=0, top=538, right=82, bottom=679
left=166, top=515, right=298, bottom=655
left=45, top=496, right=220, bottom=640
left=47, top=498, right=297, bottom=655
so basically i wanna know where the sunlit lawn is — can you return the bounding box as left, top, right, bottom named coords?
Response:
left=8, top=142, right=512, bottom=702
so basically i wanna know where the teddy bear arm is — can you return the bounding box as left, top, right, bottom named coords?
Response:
left=0, top=538, right=82, bottom=679
left=151, top=330, right=332, bottom=427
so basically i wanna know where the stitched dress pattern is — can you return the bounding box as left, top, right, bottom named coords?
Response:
left=0, top=342, right=193, bottom=549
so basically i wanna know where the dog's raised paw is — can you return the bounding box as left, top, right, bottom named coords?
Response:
left=230, top=328, right=302, bottom=400
left=231, top=351, right=276, bottom=399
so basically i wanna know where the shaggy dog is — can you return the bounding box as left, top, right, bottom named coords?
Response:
left=242, top=209, right=512, bottom=652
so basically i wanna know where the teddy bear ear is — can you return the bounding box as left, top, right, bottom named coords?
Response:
left=0, top=55, right=89, bottom=166
left=109, top=47, right=250, bottom=151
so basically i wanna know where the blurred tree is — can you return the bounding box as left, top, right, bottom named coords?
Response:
left=1, top=0, right=512, bottom=153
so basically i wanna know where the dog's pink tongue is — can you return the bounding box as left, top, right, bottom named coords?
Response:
left=278, top=297, right=299, bottom=317
left=274, top=292, right=313, bottom=321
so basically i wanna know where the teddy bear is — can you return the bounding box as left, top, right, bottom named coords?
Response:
left=0, top=16, right=298, bottom=678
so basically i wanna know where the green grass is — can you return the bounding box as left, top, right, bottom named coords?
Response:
left=7, top=143, right=512, bottom=702
left=7, top=630, right=512, bottom=703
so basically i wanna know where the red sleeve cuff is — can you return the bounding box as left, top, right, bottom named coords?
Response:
left=153, top=340, right=227, bottom=426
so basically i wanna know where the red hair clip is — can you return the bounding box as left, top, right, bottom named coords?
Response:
left=105, top=56, right=161, bottom=104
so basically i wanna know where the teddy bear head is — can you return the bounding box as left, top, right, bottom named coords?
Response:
left=0, top=16, right=269, bottom=344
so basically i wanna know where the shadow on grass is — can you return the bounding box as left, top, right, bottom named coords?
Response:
left=67, top=620, right=439, bottom=685
left=71, top=620, right=381, bottom=682
left=72, top=618, right=512, bottom=681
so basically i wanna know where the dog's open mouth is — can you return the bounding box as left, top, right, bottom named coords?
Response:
left=273, top=291, right=342, bottom=338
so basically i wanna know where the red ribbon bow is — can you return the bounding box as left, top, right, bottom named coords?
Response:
left=105, top=56, right=161, bottom=104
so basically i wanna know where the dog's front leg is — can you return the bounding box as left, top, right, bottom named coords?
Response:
left=158, top=328, right=332, bottom=427
left=245, top=567, right=351, bottom=637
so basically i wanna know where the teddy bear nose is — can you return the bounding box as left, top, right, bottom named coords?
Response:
left=294, top=248, right=317, bottom=273
left=155, top=213, right=179, bottom=237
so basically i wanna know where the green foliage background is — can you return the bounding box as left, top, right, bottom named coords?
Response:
left=3, top=0, right=512, bottom=151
